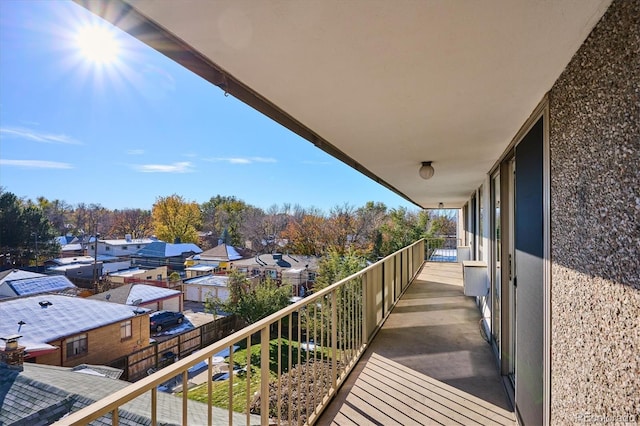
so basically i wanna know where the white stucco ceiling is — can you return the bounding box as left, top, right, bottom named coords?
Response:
left=80, top=0, right=612, bottom=208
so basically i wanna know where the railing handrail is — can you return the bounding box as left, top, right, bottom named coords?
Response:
left=56, top=239, right=426, bottom=425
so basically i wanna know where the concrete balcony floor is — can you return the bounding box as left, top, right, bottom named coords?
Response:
left=317, top=262, right=515, bottom=425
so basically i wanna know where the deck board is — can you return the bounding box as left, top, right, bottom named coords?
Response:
left=317, top=262, right=516, bottom=426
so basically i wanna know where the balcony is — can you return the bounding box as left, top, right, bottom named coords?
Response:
left=56, top=240, right=513, bottom=425
left=317, top=261, right=514, bottom=425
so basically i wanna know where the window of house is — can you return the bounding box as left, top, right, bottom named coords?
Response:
left=266, top=269, right=277, bottom=279
left=105, top=246, right=111, bottom=251
left=120, top=320, right=132, bottom=340
left=251, top=268, right=261, bottom=277
left=122, top=245, right=128, bottom=250
left=66, top=334, right=88, bottom=358
left=307, top=272, right=317, bottom=282
left=137, top=245, right=141, bottom=249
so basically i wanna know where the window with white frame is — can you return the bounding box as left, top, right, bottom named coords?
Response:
left=66, top=334, right=88, bottom=358
left=120, top=320, right=132, bottom=340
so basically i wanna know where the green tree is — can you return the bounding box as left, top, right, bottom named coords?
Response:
left=205, top=271, right=291, bottom=324
left=0, top=190, right=60, bottom=266
left=200, top=195, right=249, bottom=247
left=314, top=248, right=367, bottom=290
left=152, top=194, right=202, bottom=243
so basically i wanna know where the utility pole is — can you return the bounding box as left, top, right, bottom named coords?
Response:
left=93, top=232, right=101, bottom=287
left=31, top=232, right=39, bottom=270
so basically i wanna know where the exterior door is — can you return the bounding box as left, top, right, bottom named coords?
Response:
left=514, top=117, right=544, bottom=426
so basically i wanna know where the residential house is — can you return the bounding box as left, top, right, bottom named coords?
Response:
left=0, top=294, right=150, bottom=367
left=184, top=243, right=243, bottom=271
left=182, top=274, right=229, bottom=303
left=90, top=283, right=182, bottom=312
left=64, top=1, right=640, bottom=424
left=104, top=265, right=168, bottom=286
left=55, top=236, right=84, bottom=258
left=44, top=256, right=104, bottom=283
left=232, top=253, right=319, bottom=294
left=131, top=241, right=202, bottom=272
left=0, top=270, right=77, bottom=299
left=96, top=236, right=157, bottom=258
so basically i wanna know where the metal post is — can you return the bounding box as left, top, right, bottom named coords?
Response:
left=93, top=232, right=100, bottom=285
left=31, top=232, right=38, bottom=269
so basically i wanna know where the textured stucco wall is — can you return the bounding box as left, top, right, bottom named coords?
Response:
left=549, top=0, right=639, bottom=424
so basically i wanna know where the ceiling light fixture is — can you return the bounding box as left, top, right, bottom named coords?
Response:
left=419, top=161, right=434, bottom=180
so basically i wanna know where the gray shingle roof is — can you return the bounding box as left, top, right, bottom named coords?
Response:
left=0, top=364, right=259, bottom=425
left=89, top=284, right=180, bottom=306
left=0, top=295, right=149, bottom=352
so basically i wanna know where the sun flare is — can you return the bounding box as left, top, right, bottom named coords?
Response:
left=75, top=25, right=119, bottom=64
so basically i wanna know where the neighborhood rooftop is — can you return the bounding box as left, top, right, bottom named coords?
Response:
left=0, top=294, right=149, bottom=354
left=89, top=283, right=180, bottom=306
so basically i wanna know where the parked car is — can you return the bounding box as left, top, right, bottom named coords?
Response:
left=150, top=311, right=185, bottom=332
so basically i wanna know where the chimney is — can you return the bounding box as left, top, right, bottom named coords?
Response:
left=1, top=334, right=25, bottom=372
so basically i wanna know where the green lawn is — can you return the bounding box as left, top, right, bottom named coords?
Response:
left=184, top=338, right=335, bottom=413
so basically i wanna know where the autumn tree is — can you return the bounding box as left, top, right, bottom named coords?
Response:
left=282, top=208, right=328, bottom=255
left=109, top=208, right=153, bottom=239
left=152, top=194, right=201, bottom=243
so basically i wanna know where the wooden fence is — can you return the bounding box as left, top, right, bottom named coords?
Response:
left=110, top=315, right=241, bottom=381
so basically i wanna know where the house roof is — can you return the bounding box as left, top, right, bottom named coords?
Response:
left=195, top=244, right=242, bottom=261
left=233, top=254, right=320, bottom=271
left=0, top=275, right=76, bottom=297
left=186, top=264, right=218, bottom=272
left=0, top=363, right=253, bottom=425
left=48, top=256, right=95, bottom=266
left=102, top=238, right=156, bottom=246
left=0, top=269, right=44, bottom=284
left=90, top=284, right=180, bottom=306
left=134, top=241, right=202, bottom=258
left=61, top=243, right=83, bottom=252
left=106, top=267, right=148, bottom=278
left=0, top=295, right=149, bottom=353
left=183, top=274, right=228, bottom=288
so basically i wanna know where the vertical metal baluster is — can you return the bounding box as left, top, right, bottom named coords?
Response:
left=261, top=327, right=270, bottom=426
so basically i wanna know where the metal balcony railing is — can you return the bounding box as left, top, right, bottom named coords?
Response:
left=425, top=237, right=460, bottom=262
left=55, top=240, right=425, bottom=426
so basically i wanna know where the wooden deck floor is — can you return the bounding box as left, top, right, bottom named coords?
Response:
left=317, top=262, right=515, bottom=426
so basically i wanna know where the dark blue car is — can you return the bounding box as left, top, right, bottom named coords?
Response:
left=150, top=310, right=185, bottom=332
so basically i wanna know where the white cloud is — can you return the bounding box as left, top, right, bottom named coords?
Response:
left=127, top=149, right=145, bottom=155
left=0, top=159, right=73, bottom=169
left=133, top=161, right=194, bottom=173
left=0, top=127, right=82, bottom=145
left=205, top=156, right=277, bottom=164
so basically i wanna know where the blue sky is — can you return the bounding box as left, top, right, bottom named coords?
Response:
left=0, top=0, right=417, bottom=213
